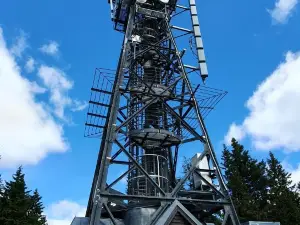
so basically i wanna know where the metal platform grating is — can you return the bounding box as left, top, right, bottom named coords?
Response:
left=84, top=68, right=115, bottom=137
left=84, top=68, right=227, bottom=139
left=170, top=78, right=227, bottom=140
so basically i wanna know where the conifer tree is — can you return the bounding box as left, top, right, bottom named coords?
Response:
left=181, top=156, right=194, bottom=190
left=0, top=171, right=3, bottom=197
left=0, top=174, right=2, bottom=194
left=266, top=152, right=300, bottom=224
left=27, top=189, right=47, bottom=225
left=182, top=138, right=300, bottom=224
left=0, top=156, right=3, bottom=196
left=0, top=166, right=32, bottom=225
left=222, top=138, right=269, bottom=222
left=0, top=156, right=49, bottom=225
left=0, top=166, right=3, bottom=220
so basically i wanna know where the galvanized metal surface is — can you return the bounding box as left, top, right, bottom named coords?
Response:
left=124, top=207, right=157, bottom=225
left=241, top=222, right=280, bottom=225
left=71, top=217, right=125, bottom=225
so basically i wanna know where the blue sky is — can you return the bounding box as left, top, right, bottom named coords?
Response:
left=0, top=0, right=300, bottom=224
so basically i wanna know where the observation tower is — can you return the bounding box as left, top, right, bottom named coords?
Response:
left=73, top=0, right=241, bottom=224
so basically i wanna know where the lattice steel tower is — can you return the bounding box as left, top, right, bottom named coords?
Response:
left=78, top=0, right=241, bottom=224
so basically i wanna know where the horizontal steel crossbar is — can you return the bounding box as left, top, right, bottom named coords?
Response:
left=99, top=193, right=231, bottom=205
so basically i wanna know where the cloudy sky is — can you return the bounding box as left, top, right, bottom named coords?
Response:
left=0, top=0, right=299, bottom=224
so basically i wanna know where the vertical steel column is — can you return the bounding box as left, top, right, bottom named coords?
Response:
left=89, top=6, right=136, bottom=225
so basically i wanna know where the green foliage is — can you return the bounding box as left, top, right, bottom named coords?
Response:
left=0, top=166, right=31, bottom=225
left=265, top=152, right=300, bottom=224
left=222, top=138, right=300, bottom=225
left=0, top=156, right=3, bottom=197
left=222, top=138, right=269, bottom=222
left=0, top=171, right=3, bottom=221
left=181, top=156, right=194, bottom=190
left=180, top=138, right=300, bottom=225
left=27, top=189, right=47, bottom=225
left=0, top=166, right=47, bottom=225
left=0, top=172, right=3, bottom=197
left=205, top=213, right=222, bottom=225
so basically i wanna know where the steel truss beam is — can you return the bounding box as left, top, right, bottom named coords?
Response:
left=87, top=5, right=136, bottom=224
left=115, top=77, right=182, bottom=132
left=103, top=202, right=117, bottom=225
left=106, top=166, right=135, bottom=190
left=115, top=139, right=167, bottom=196
left=166, top=19, right=240, bottom=225
left=86, top=2, right=241, bottom=225
left=99, top=193, right=231, bottom=205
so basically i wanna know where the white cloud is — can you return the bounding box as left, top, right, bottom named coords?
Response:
left=10, top=30, right=28, bottom=58
left=291, top=165, right=300, bottom=184
left=39, top=41, right=59, bottom=56
left=225, top=51, right=300, bottom=152
left=25, top=57, right=35, bottom=73
left=269, top=0, right=299, bottom=23
left=0, top=27, right=68, bottom=168
left=224, top=123, right=246, bottom=145
left=46, top=200, right=86, bottom=225
left=29, top=81, right=47, bottom=94
left=282, top=160, right=300, bottom=184
left=38, top=65, right=73, bottom=120
left=37, top=66, right=88, bottom=119
left=70, top=100, right=88, bottom=112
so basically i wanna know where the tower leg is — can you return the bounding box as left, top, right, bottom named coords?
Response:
left=87, top=7, right=136, bottom=225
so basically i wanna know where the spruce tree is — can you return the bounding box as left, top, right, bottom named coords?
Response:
left=222, top=138, right=269, bottom=222
left=0, top=166, right=3, bottom=220
left=266, top=152, right=300, bottom=225
left=27, top=189, right=47, bottom=225
left=222, top=140, right=252, bottom=222
left=0, top=174, right=3, bottom=194
left=0, top=162, right=48, bottom=225
left=181, top=156, right=194, bottom=190
left=0, top=166, right=32, bottom=225
left=0, top=171, right=3, bottom=197
left=0, top=156, right=3, bottom=197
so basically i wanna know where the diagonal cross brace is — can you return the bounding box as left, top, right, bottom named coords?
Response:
left=166, top=18, right=241, bottom=225
left=115, top=77, right=182, bottom=133
left=163, top=102, right=205, bottom=143
left=103, top=202, right=117, bottom=225
left=166, top=20, right=229, bottom=192
left=170, top=153, right=203, bottom=196
left=127, top=36, right=171, bottom=62
left=115, top=139, right=166, bottom=196
left=194, top=170, right=225, bottom=198
left=105, top=166, right=135, bottom=190
left=148, top=202, right=170, bottom=225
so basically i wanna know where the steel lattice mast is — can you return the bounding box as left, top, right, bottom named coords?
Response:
left=81, top=0, right=241, bottom=224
